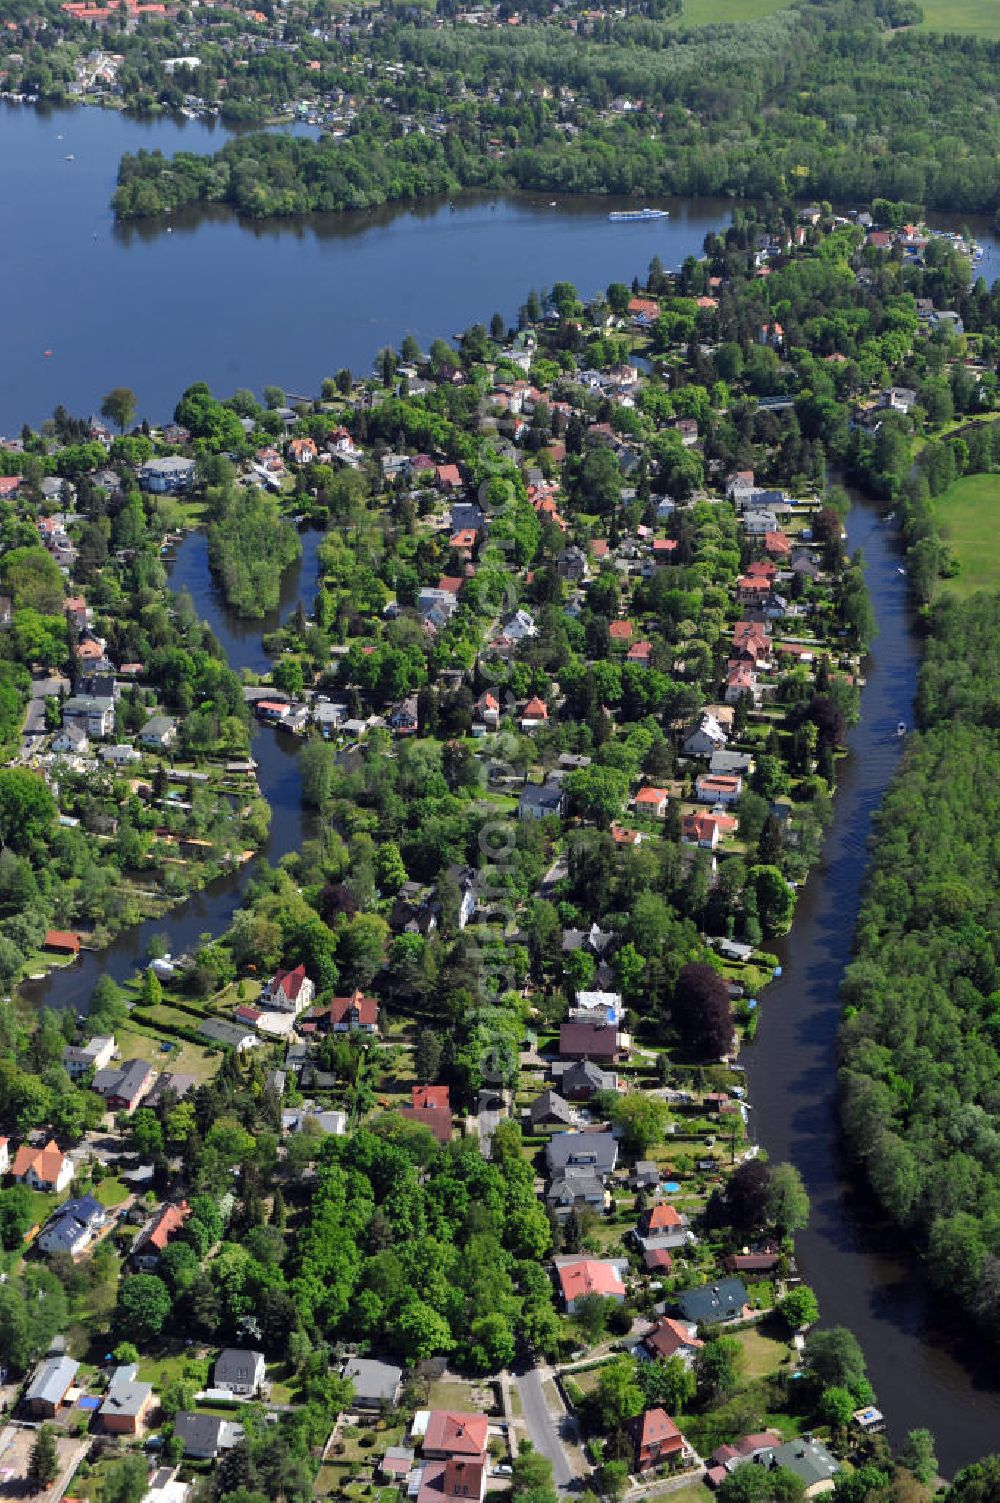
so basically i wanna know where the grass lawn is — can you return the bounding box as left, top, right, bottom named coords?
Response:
left=664, top=1486, right=714, bottom=1503
left=114, top=1022, right=222, bottom=1084
left=735, top=1321, right=792, bottom=1378
left=137, top=1349, right=210, bottom=1391
left=428, top=1378, right=478, bottom=1410
left=918, top=0, right=1000, bottom=36
left=93, top=1176, right=129, bottom=1208
left=932, top=472, right=1000, bottom=598
left=672, top=0, right=790, bottom=22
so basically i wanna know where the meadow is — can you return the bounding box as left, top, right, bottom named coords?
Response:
left=933, top=472, right=1000, bottom=598
left=673, top=0, right=791, bottom=24
left=917, top=0, right=1000, bottom=39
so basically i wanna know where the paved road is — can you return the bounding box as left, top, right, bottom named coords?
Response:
left=515, top=1366, right=578, bottom=1493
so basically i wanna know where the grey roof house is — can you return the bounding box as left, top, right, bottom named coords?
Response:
left=526, top=1090, right=575, bottom=1129
left=545, top=1131, right=618, bottom=1177
left=24, top=1354, right=79, bottom=1417
left=139, top=715, right=178, bottom=750
left=38, top=1195, right=107, bottom=1257
left=756, top=1437, right=839, bottom=1493
left=173, top=1412, right=244, bottom=1460
left=214, top=1348, right=266, bottom=1396
left=518, top=784, right=566, bottom=820
left=547, top=1166, right=607, bottom=1215
left=675, top=1278, right=749, bottom=1328
left=140, top=457, right=196, bottom=493
left=343, top=1356, right=403, bottom=1409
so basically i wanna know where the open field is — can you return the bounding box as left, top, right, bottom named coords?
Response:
left=114, top=1022, right=223, bottom=1084
left=672, top=0, right=790, bottom=22
left=933, top=473, right=1000, bottom=598
left=734, top=1320, right=793, bottom=1378
left=918, top=0, right=1000, bottom=38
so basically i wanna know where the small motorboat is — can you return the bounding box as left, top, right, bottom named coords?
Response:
left=897, top=565, right=906, bottom=575
left=43, top=349, right=52, bottom=357
left=897, top=721, right=906, bottom=737
left=64, top=153, right=74, bottom=161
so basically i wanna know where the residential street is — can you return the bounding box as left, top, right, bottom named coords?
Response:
left=515, top=1365, right=581, bottom=1494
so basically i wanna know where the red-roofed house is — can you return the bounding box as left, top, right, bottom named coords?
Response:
left=436, top=464, right=462, bottom=491
left=682, top=811, right=737, bottom=850
left=262, top=964, right=315, bottom=1015
left=326, top=989, right=380, bottom=1034
left=413, top=1085, right=450, bottom=1110
left=43, top=930, right=81, bottom=956
left=630, top=1409, right=687, bottom=1472
left=609, top=620, right=633, bottom=644
left=400, top=1105, right=454, bottom=1146
left=652, top=538, right=678, bottom=561
left=634, top=786, right=669, bottom=818
left=132, top=1200, right=191, bottom=1270
left=417, top=1458, right=486, bottom=1503
left=450, top=529, right=478, bottom=553
left=764, top=531, right=791, bottom=559
left=639, top=1203, right=684, bottom=1234
left=437, top=576, right=464, bottom=597
left=557, top=1258, right=626, bottom=1312
left=695, top=773, right=742, bottom=807
left=725, top=664, right=760, bottom=706
left=520, top=697, right=548, bottom=730
left=627, top=640, right=653, bottom=666
left=736, top=574, right=771, bottom=606
left=64, top=596, right=91, bottom=630
left=627, top=297, right=660, bottom=325
left=643, top=1316, right=703, bottom=1364
left=476, top=691, right=500, bottom=729
left=288, top=437, right=318, bottom=464
left=711, top=1430, right=782, bottom=1472
left=422, top=1411, right=489, bottom=1461
left=11, top=1139, right=74, bottom=1193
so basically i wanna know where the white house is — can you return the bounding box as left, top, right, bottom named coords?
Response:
left=260, top=965, right=315, bottom=1015
left=695, top=773, right=743, bottom=807
left=503, top=609, right=537, bottom=641
left=682, top=714, right=728, bottom=759
left=62, top=1035, right=116, bottom=1080
left=11, top=1139, right=74, bottom=1193
left=51, top=723, right=90, bottom=756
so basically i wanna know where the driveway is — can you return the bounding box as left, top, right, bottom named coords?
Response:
left=515, top=1365, right=581, bottom=1494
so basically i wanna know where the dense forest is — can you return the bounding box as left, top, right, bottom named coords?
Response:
left=112, top=0, right=1000, bottom=221
left=840, top=594, right=1000, bottom=1338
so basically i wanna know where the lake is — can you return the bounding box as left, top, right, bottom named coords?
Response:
left=1, top=100, right=737, bottom=431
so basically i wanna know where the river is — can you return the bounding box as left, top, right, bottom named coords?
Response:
left=744, top=495, right=1000, bottom=1474
left=20, top=528, right=325, bottom=1012
left=8, top=91, right=1000, bottom=1474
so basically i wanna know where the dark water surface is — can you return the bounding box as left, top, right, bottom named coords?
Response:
left=1, top=100, right=735, bottom=429
left=743, top=495, right=1000, bottom=1474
